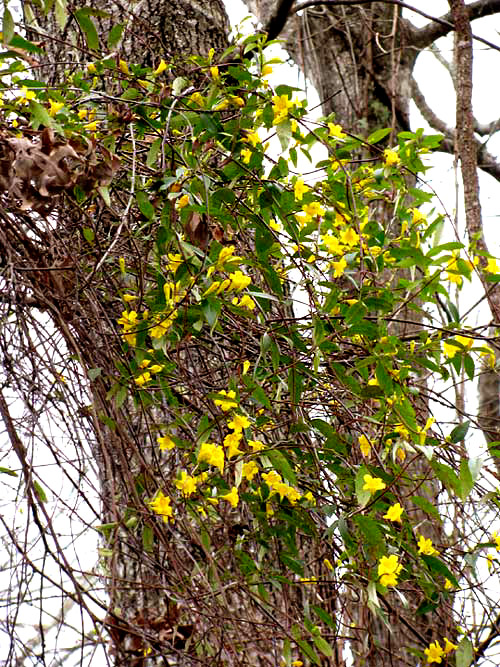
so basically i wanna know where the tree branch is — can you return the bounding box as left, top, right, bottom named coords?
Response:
left=411, top=76, right=500, bottom=183
left=292, top=0, right=500, bottom=53
left=265, top=0, right=296, bottom=40
left=410, top=0, right=500, bottom=49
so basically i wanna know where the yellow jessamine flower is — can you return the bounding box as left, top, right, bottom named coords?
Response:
left=157, top=435, right=175, bottom=451
left=363, top=474, right=386, bottom=494
left=321, top=232, right=343, bottom=255
left=48, top=99, right=64, bottom=116
left=486, top=258, right=500, bottom=274
left=339, top=227, right=360, bottom=247
left=243, top=130, right=261, bottom=147
left=197, top=442, right=224, bottom=474
left=228, top=270, right=251, bottom=292
left=358, top=434, right=372, bottom=457
left=220, top=486, right=239, bottom=508
left=294, top=178, right=310, bottom=201
left=302, top=201, right=325, bottom=220
left=241, top=148, right=252, bottom=164
left=154, top=59, right=168, bottom=75
left=248, top=439, right=265, bottom=452
left=86, top=62, right=97, bottom=74
left=328, top=122, right=346, bottom=139
left=242, top=360, right=250, bottom=375
left=214, top=389, right=238, bottom=411
left=424, top=640, right=444, bottom=664
left=223, top=431, right=243, bottom=458
left=417, top=535, right=439, bottom=556
left=332, top=257, right=347, bottom=278
left=175, top=471, right=198, bottom=497
left=383, top=148, right=400, bottom=167
left=443, top=638, right=458, bottom=655
left=167, top=253, right=183, bottom=274
left=176, top=194, right=189, bottom=209
left=242, top=460, right=259, bottom=482
left=149, top=491, right=173, bottom=523
left=377, top=554, right=402, bottom=587
left=135, top=372, right=151, bottom=386
left=383, top=502, right=404, bottom=523
left=491, top=530, right=500, bottom=551
left=272, top=93, right=293, bottom=124
left=228, top=414, right=251, bottom=432
left=232, top=294, right=256, bottom=310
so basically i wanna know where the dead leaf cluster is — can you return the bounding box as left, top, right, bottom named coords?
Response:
left=0, top=127, right=119, bottom=212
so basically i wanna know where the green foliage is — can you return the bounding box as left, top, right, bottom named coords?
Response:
left=2, top=24, right=498, bottom=665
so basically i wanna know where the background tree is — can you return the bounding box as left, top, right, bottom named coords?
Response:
left=2, top=1, right=500, bottom=666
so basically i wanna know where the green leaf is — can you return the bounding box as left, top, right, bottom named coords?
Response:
left=279, top=552, right=304, bottom=575
left=88, top=367, right=102, bottom=381
left=2, top=8, right=15, bottom=45
left=142, top=524, right=153, bottom=552
left=312, top=605, right=336, bottom=629
left=456, top=638, right=473, bottom=667
left=115, top=385, right=128, bottom=410
left=266, top=449, right=297, bottom=486
left=136, top=191, right=155, bottom=220
left=146, top=138, right=162, bottom=168
left=251, top=384, right=271, bottom=409
left=33, top=480, right=48, bottom=503
left=54, top=0, right=68, bottom=30
left=288, top=365, right=304, bottom=404
left=375, top=361, right=393, bottom=395
left=313, top=635, right=333, bottom=658
left=410, top=495, right=441, bottom=521
left=0, top=467, right=18, bottom=477
left=459, top=459, right=474, bottom=500
left=276, top=119, right=292, bottom=151
left=421, top=555, right=459, bottom=588
left=296, top=640, right=321, bottom=666
left=449, top=421, right=469, bottom=444
left=83, top=227, right=95, bottom=243
left=74, top=8, right=99, bottom=50
left=367, top=127, right=391, bottom=144
left=107, top=22, right=124, bottom=49
left=432, top=461, right=461, bottom=497
left=29, top=100, right=53, bottom=128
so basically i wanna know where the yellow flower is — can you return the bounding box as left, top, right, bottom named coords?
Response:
left=86, top=63, right=97, bottom=74
left=154, top=59, right=168, bottom=75
left=332, top=257, right=347, bottom=278
left=383, top=503, right=404, bottom=523
left=190, top=91, right=204, bottom=107
left=223, top=431, right=244, bottom=458
left=294, top=178, right=310, bottom=201
left=176, top=194, right=189, bottom=209
left=358, top=434, right=371, bottom=457
left=242, top=460, right=259, bottom=482
left=167, top=253, right=182, bottom=273
left=424, top=640, right=444, bottom=664
left=443, top=638, right=457, bottom=655
left=149, top=491, right=174, bottom=522
left=377, top=554, right=402, bottom=587
left=363, top=474, right=387, bottom=494
left=197, top=442, right=225, bottom=474
left=220, top=486, right=239, bottom=508
left=175, top=470, right=198, bottom=496
left=230, top=95, right=245, bottom=107
left=323, top=558, right=334, bottom=571
left=417, top=535, right=439, bottom=556
left=241, top=148, right=252, bottom=164
left=328, top=122, right=346, bottom=139
left=210, top=65, right=220, bottom=80
left=243, top=130, right=261, bottom=147
left=262, top=64, right=273, bottom=76
left=119, top=59, right=129, bottom=74
left=157, top=435, right=175, bottom=451
left=443, top=335, right=473, bottom=358
left=84, top=121, right=98, bottom=132
left=444, top=578, right=454, bottom=589
left=150, top=313, right=177, bottom=338
left=242, top=360, right=250, bottom=375
left=228, top=270, right=251, bottom=292
left=269, top=219, right=283, bottom=232
left=48, top=99, right=64, bottom=116
left=248, top=439, right=265, bottom=452
left=302, top=201, right=326, bottom=220
left=122, top=293, right=136, bottom=302
left=321, top=232, right=343, bottom=255
left=135, top=372, right=151, bottom=386
left=491, top=530, right=500, bottom=551
left=228, top=414, right=251, bottom=431
left=272, top=93, right=293, bottom=124
left=339, top=227, right=359, bottom=247
left=410, top=208, right=426, bottom=225
left=232, top=294, right=256, bottom=310
left=383, top=148, right=400, bottom=166
left=486, top=258, right=500, bottom=274
left=445, top=253, right=463, bottom=286
left=214, top=389, right=238, bottom=411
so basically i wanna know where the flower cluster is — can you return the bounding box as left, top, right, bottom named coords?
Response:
left=377, top=554, right=402, bottom=587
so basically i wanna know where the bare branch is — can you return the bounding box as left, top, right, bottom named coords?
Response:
left=411, top=76, right=500, bottom=182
